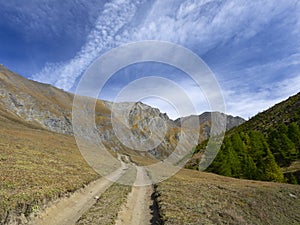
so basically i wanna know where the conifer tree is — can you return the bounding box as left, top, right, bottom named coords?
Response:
left=288, top=122, right=300, bottom=158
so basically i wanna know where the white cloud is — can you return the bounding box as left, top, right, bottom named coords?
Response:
left=128, top=0, right=298, bottom=50
left=216, top=52, right=300, bottom=118
left=32, top=0, right=300, bottom=91
left=31, top=0, right=145, bottom=90
left=221, top=53, right=300, bottom=89
left=224, top=74, right=300, bottom=119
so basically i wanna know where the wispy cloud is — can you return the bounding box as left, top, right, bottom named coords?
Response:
left=28, top=0, right=300, bottom=118
left=32, top=0, right=300, bottom=91
left=129, top=0, right=299, bottom=50
left=31, top=0, right=146, bottom=90
left=224, top=74, right=300, bottom=119
left=220, top=53, right=300, bottom=89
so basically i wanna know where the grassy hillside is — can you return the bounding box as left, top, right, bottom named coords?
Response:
left=156, top=169, right=300, bottom=225
left=188, top=92, right=300, bottom=184
left=0, top=115, right=98, bottom=223
left=235, top=92, right=300, bottom=133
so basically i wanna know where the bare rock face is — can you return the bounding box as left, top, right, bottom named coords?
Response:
left=0, top=68, right=73, bottom=134
left=1, top=90, right=73, bottom=134
left=103, top=101, right=178, bottom=157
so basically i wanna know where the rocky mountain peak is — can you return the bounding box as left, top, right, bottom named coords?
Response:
left=0, top=67, right=246, bottom=159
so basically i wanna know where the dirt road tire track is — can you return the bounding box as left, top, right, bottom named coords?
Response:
left=29, top=155, right=128, bottom=225
left=28, top=155, right=157, bottom=225
left=115, top=166, right=153, bottom=225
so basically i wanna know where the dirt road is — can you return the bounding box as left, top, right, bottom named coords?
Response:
left=29, top=155, right=128, bottom=225
left=28, top=154, right=156, bottom=225
left=115, top=166, right=153, bottom=225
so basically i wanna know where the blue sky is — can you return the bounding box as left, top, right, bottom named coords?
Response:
left=0, top=0, right=300, bottom=119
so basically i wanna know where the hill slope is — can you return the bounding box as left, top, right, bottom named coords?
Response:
left=156, top=169, right=300, bottom=225
left=0, top=108, right=98, bottom=224
left=189, top=92, right=300, bottom=184
left=236, top=92, right=300, bottom=133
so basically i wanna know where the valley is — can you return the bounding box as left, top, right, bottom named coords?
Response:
left=0, top=65, right=299, bottom=225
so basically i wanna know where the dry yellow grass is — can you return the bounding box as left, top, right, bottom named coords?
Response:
left=156, top=169, right=300, bottom=225
left=0, top=117, right=98, bottom=222
left=76, top=183, right=131, bottom=225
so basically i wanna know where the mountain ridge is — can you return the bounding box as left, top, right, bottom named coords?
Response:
left=0, top=65, right=245, bottom=159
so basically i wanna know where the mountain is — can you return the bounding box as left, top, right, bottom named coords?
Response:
left=0, top=65, right=173, bottom=159
left=189, top=92, right=300, bottom=184
left=175, top=112, right=245, bottom=141
left=175, top=112, right=245, bottom=130
left=0, top=65, right=244, bottom=160
left=0, top=66, right=98, bottom=224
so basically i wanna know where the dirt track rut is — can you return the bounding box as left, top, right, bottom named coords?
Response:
left=115, top=166, right=153, bottom=225
left=29, top=155, right=155, bottom=225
